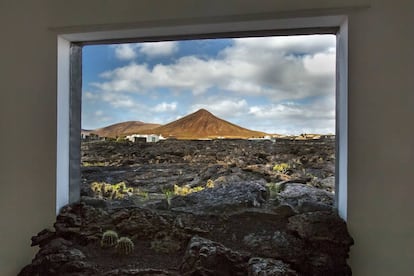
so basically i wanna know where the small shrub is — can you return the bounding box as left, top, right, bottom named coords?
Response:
left=192, top=186, right=204, bottom=192
left=114, top=181, right=126, bottom=191
left=163, top=190, right=173, bottom=207
left=273, top=163, right=290, bottom=174
left=137, top=190, right=149, bottom=200
left=117, top=237, right=134, bottom=255
left=266, top=182, right=284, bottom=197
left=91, top=182, right=102, bottom=193
left=82, top=161, right=107, bottom=167
left=173, top=184, right=204, bottom=196
left=101, top=230, right=118, bottom=248
left=206, top=179, right=215, bottom=188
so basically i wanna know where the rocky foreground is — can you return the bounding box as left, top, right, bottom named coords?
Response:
left=20, top=139, right=353, bottom=275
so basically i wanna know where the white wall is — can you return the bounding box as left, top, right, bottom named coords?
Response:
left=347, top=2, right=414, bottom=274
left=0, top=0, right=413, bottom=275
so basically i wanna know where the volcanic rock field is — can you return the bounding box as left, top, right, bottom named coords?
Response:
left=20, top=138, right=353, bottom=276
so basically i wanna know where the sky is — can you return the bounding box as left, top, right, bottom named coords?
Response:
left=82, top=34, right=336, bottom=135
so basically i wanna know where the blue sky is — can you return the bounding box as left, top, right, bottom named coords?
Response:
left=82, top=35, right=336, bottom=135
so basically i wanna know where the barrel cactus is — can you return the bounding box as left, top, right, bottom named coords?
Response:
left=101, top=230, right=118, bottom=248
left=117, top=237, right=134, bottom=255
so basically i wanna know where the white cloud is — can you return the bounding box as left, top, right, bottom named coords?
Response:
left=95, top=110, right=104, bottom=116
left=82, top=109, right=113, bottom=129
left=89, top=91, right=179, bottom=125
left=114, top=44, right=137, bottom=60
left=190, top=98, right=249, bottom=118
left=113, top=41, right=179, bottom=61
left=246, top=96, right=335, bottom=134
left=304, top=52, right=336, bottom=75
left=101, top=92, right=136, bottom=108
left=226, top=35, right=335, bottom=57
left=139, top=41, right=178, bottom=57
left=95, top=35, right=335, bottom=102
left=84, top=91, right=98, bottom=100
left=153, top=102, right=177, bottom=112
left=249, top=97, right=334, bottom=120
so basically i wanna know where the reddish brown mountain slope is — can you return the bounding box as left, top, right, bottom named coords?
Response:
left=88, top=121, right=161, bottom=138
left=145, top=109, right=267, bottom=139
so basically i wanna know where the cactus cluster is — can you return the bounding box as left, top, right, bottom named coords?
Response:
left=117, top=237, right=134, bottom=255
left=91, top=181, right=133, bottom=199
left=173, top=184, right=204, bottom=196
left=101, top=230, right=118, bottom=248
left=101, top=231, right=134, bottom=255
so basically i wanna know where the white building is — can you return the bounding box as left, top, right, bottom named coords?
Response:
left=81, top=132, right=100, bottom=141
left=126, top=134, right=165, bottom=143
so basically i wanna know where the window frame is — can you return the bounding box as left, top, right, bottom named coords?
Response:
left=57, top=15, right=348, bottom=219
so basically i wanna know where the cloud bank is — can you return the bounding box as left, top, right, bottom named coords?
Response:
left=83, top=35, right=336, bottom=134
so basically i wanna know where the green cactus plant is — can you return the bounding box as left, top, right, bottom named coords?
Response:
left=116, top=181, right=126, bottom=191
left=101, top=230, right=118, bottom=248
left=164, top=190, right=173, bottom=208
left=117, top=237, right=134, bottom=255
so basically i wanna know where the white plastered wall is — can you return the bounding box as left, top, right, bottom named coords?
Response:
left=0, top=1, right=413, bottom=275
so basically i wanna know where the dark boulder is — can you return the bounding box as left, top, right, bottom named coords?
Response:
left=180, top=236, right=250, bottom=276
left=248, top=257, right=298, bottom=276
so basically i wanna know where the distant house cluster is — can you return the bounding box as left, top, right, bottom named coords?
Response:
left=276, top=134, right=335, bottom=141
left=297, top=134, right=335, bottom=140
left=125, top=134, right=166, bottom=143
left=81, top=131, right=167, bottom=143
left=81, top=132, right=106, bottom=141
left=80, top=130, right=335, bottom=143
left=248, top=135, right=277, bottom=142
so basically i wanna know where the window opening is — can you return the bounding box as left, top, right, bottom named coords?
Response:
left=80, top=35, right=337, bottom=210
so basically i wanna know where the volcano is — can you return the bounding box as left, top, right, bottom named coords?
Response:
left=145, top=109, right=267, bottom=139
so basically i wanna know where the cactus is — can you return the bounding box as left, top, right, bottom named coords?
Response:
left=117, top=237, right=134, bottom=255
left=273, top=163, right=290, bottom=174
left=116, top=182, right=126, bottom=191
left=206, top=179, right=215, bottom=188
left=111, top=190, right=118, bottom=199
left=164, top=190, right=173, bottom=208
left=101, top=230, right=118, bottom=248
